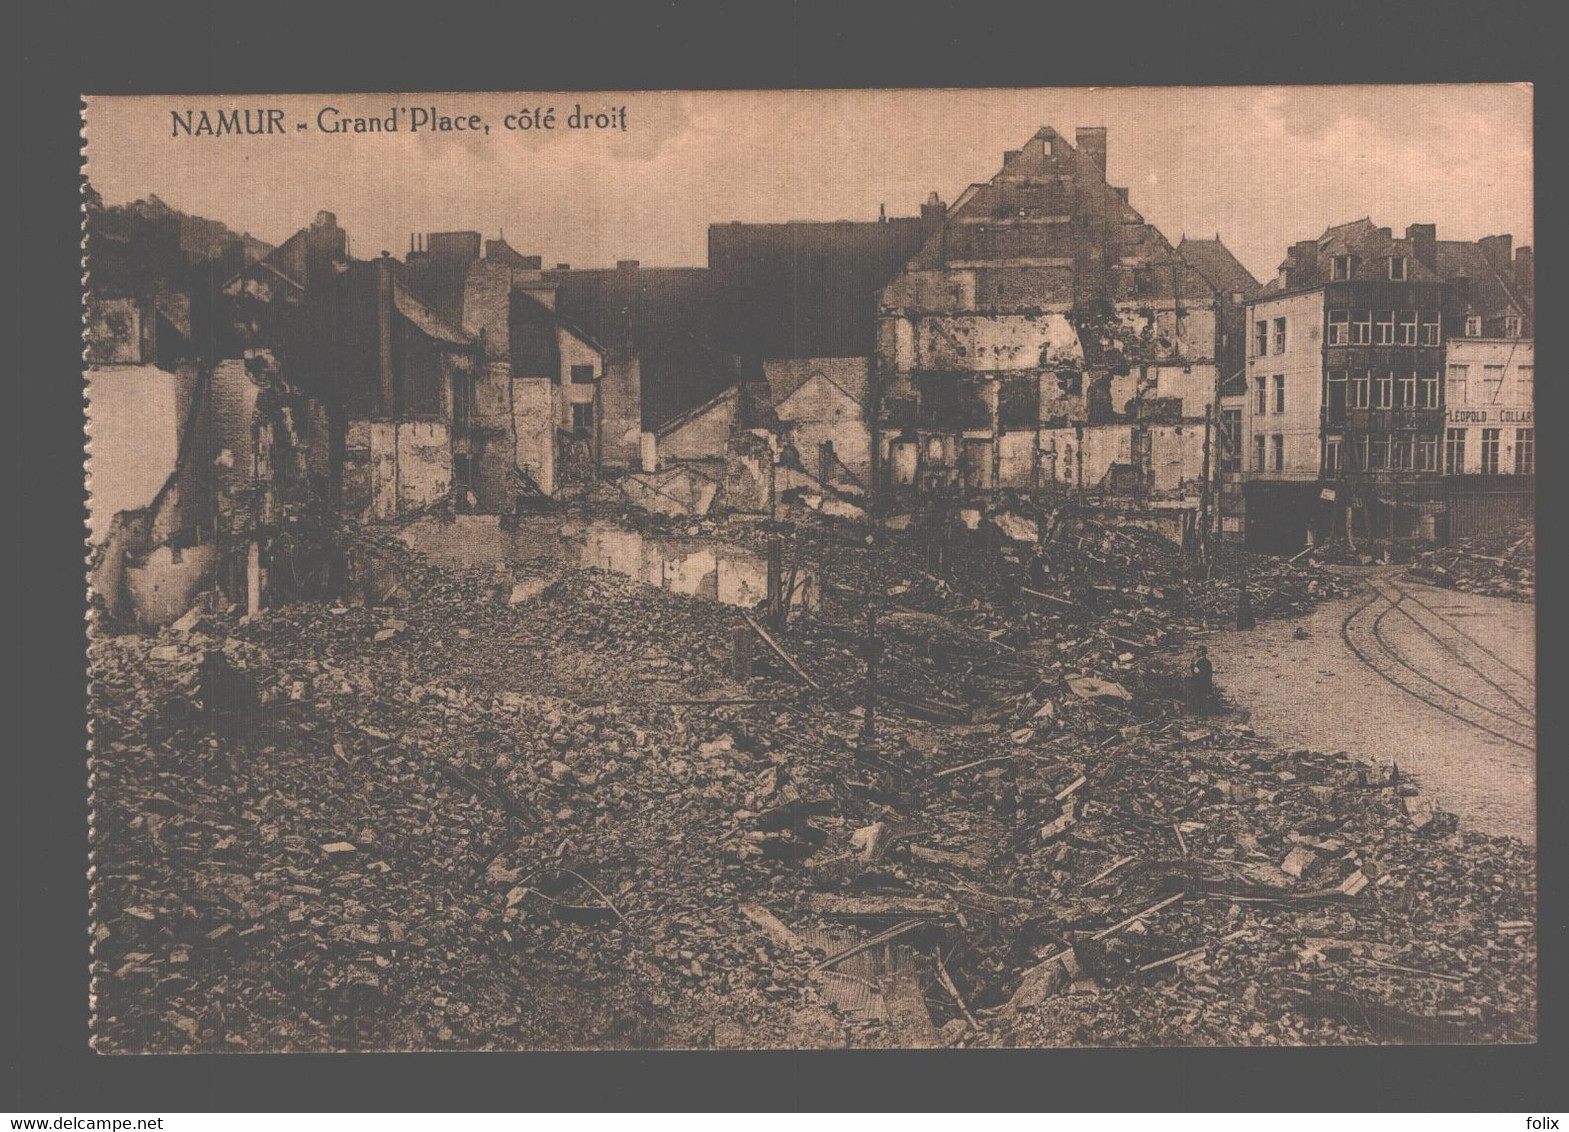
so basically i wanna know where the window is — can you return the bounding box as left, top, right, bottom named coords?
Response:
left=452, top=454, right=476, bottom=510
left=1480, top=428, right=1501, bottom=474
left=1324, top=437, right=1341, bottom=473
left=1420, top=311, right=1441, bottom=346
left=1481, top=365, right=1505, bottom=404
left=1374, top=310, right=1395, bottom=345
left=1420, top=372, right=1440, bottom=409
left=1254, top=375, right=1267, bottom=415
left=1254, top=433, right=1266, bottom=472
left=1220, top=408, right=1242, bottom=472
left=1272, top=374, right=1285, bottom=414
left=1504, top=315, right=1522, bottom=338
left=1253, top=320, right=1269, bottom=357
left=571, top=402, right=594, bottom=436
left=1374, top=372, right=1394, bottom=410
left=1327, top=309, right=1349, bottom=345
left=1370, top=436, right=1389, bottom=469
left=1350, top=434, right=1370, bottom=472
left=1391, top=433, right=1414, bottom=470
left=1327, top=370, right=1348, bottom=423
left=1465, top=315, right=1482, bottom=337
left=1349, top=369, right=1370, bottom=409
left=1445, top=428, right=1466, bottom=475
left=1396, top=372, right=1416, bottom=409
left=1331, top=255, right=1352, bottom=281
left=1515, top=428, right=1534, bottom=474
left=1273, top=317, right=1287, bottom=354
left=1271, top=434, right=1284, bottom=472
left=451, top=371, right=474, bottom=431
left=570, top=364, right=596, bottom=384
left=1350, top=309, right=1372, bottom=345
left=1517, top=365, right=1533, bottom=403
left=1397, top=310, right=1418, bottom=345
left=1447, top=364, right=1469, bottom=405
left=1418, top=434, right=1438, bottom=472
left=1388, top=255, right=1408, bottom=281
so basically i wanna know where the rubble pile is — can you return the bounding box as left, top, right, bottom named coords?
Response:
left=1407, top=524, right=1535, bottom=602
left=90, top=513, right=1532, bottom=1051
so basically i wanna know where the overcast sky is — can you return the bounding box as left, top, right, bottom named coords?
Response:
left=85, top=86, right=1532, bottom=283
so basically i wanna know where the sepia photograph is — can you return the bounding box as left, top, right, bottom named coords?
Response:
left=81, top=85, right=1535, bottom=1053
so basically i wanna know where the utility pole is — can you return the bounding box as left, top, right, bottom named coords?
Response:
left=1197, top=401, right=1214, bottom=566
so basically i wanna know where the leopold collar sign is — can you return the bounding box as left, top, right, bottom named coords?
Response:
left=1448, top=406, right=1534, bottom=424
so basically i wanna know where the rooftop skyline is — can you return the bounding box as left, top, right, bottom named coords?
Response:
left=84, top=86, right=1533, bottom=283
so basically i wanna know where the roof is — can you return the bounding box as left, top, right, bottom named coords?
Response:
left=707, top=214, right=936, bottom=358
left=511, top=287, right=603, bottom=353
left=653, top=381, right=743, bottom=438
left=892, top=127, right=1216, bottom=307
left=1433, top=240, right=1529, bottom=319
left=552, top=267, right=743, bottom=430
left=393, top=280, right=476, bottom=346
left=1257, top=218, right=1443, bottom=297
left=762, top=357, right=872, bottom=410
left=1178, top=237, right=1262, bottom=298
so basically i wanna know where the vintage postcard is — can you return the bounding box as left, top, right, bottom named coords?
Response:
left=83, top=87, right=1534, bottom=1052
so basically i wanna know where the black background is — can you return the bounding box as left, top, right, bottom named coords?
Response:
left=14, top=0, right=1562, bottom=1111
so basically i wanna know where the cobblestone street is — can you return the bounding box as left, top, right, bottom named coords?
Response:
left=1204, top=568, right=1536, bottom=844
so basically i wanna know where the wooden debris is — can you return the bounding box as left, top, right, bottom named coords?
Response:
left=809, top=919, right=928, bottom=973
left=801, top=894, right=959, bottom=920
left=741, top=610, right=821, bottom=690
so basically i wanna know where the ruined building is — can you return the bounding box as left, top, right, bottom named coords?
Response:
left=873, top=126, right=1256, bottom=506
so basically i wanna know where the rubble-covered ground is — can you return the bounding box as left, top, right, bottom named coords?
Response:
left=89, top=511, right=1537, bottom=1050
left=1407, top=522, right=1535, bottom=602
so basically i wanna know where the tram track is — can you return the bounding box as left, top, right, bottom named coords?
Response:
left=1339, top=587, right=1535, bottom=752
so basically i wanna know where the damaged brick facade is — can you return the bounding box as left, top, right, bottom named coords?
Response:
left=873, top=127, right=1252, bottom=502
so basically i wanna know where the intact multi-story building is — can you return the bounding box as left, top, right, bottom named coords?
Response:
left=1240, top=219, right=1532, bottom=549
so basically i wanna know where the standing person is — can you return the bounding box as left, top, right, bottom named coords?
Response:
left=1236, top=584, right=1256, bottom=630
left=1187, top=646, right=1214, bottom=716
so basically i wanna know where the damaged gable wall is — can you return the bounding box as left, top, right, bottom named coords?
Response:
left=874, top=126, right=1225, bottom=499
left=767, top=358, right=874, bottom=486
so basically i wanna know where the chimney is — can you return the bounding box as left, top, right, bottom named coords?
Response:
left=1003, top=149, right=1022, bottom=166
left=921, top=191, right=946, bottom=225
left=1479, top=234, right=1513, bottom=274
left=304, top=211, right=347, bottom=291
left=1075, top=127, right=1108, bottom=173
left=1406, top=223, right=1437, bottom=271
left=1279, top=240, right=1318, bottom=289
left=617, top=259, right=640, bottom=271
left=426, top=231, right=482, bottom=266
left=555, top=263, right=571, bottom=271
left=376, top=253, right=396, bottom=415
left=1515, top=245, right=1533, bottom=290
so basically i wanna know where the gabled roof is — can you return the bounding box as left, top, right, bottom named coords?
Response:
left=552, top=266, right=745, bottom=430
left=1257, top=218, right=1443, bottom=296
left=225, top=227, right=311, bottom=292
left=896, top=126, right=1215, bottom=306
left=1433, top=241, right=1529, bottom=319
left=393, top=280, right=476, bottom=347
left=1177, top=237, right=1262, bottom=298
left=653, top=381, right=744, bottom=439
left=511, top=287, right=604, bottom=353
left=762, top=357, right=872, bottom=410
